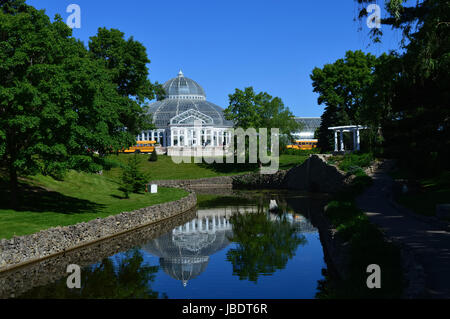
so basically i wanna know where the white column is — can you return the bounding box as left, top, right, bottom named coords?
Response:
left=151, top=130, right=155, bottom=141
left=334, top=131, right=338, bottom=152
left=170, top=129, right=174, bottom=147
left=340, top=130, right=344, bottom=151
left=356, top=129, right=361, bottom=151
left=206, top=217, right=209, bottom=231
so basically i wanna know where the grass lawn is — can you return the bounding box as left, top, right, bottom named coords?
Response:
left=0, top=170, right=188, bottom=239
left=395, top=171, right=450, bottom=217
left=103, top=154, right=308, bottom=181
left=0, top=153, right=307, bottom=239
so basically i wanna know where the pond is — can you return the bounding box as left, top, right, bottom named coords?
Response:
left=4, top=190, right=330, bottom=299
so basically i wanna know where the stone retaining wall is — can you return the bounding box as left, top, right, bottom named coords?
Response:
left=0, top=191, right=197, bottom=272
left=150, top=175, right=235, bottom=188
left=0, top=209, right=197, bottom=299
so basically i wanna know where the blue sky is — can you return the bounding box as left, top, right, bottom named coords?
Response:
left=27, top=0, right=404, bottom=117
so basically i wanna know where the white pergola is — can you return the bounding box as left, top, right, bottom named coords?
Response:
left=328, top=125, right=368, bottom=152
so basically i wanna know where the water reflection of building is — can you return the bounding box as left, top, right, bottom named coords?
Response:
left=143, top=206, right=316, bottom=286
left=143, top=208, right=235, bottom=287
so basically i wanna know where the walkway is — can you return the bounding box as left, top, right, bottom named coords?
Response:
left=356, top=161, right=450, bottom=298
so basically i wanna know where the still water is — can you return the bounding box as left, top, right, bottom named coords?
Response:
left=8, top=190, right=329, bottom=299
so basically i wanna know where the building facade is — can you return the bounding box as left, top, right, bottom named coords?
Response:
left=137, top=71, right=234, bottom=151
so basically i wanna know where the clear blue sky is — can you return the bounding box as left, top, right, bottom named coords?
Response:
left=28, top=0, right=403, bottom=118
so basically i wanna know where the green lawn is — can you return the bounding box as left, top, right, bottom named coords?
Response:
left=0, top=153, right=307, bottom=239
left=103, top=154, right=308, bottom=181
left=0, top=170, right=188, bottom=239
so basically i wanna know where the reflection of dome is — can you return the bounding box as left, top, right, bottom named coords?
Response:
left=143, top=213, right=232, bottom=286
left=160, top=257, right=209, bottom=287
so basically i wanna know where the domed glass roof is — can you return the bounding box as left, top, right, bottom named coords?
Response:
left=163, top=70, right=206, bottom=98
left=147, top=71, right=233, bottom=129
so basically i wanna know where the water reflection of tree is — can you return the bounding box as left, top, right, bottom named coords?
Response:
left=19, top=249, right=165, bottom=299
left=226, top=212, right=306, bottom=283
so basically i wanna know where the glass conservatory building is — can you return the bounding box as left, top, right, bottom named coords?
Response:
left=292, top=117, right=321, bottom=140
left=137, top=71, right=234, bottom=151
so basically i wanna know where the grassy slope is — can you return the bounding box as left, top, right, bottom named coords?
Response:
left=0, top=170, right=188, bottom=239
left=103, top=154, right=308, bottom=181
left=0, top=153, right=307, bottom=239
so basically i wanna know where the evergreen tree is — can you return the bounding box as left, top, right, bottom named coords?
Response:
left=120, top=154, right=149, bottom=198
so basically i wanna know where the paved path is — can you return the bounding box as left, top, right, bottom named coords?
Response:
left=356, top=162, right=450, bottom=298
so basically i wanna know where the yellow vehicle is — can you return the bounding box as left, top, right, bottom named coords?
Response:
left=121, top=140, right=156, bottom=154
left=286, top=139, right=318, bottom=150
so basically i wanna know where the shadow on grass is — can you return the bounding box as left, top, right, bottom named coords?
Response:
left=0, top=181, right=105, bottom=215
left=196, top=160, right=259, bottom=175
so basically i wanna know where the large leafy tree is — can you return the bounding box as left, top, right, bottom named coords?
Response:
left=225, top=87, right=299, bottom=133
left=0, top=1, right=158, bottom=207
left=224, top=87, right=300, bottom=157
left=355, top=0, right=450, bottom=171
left=310, top=50, right=378, bottom=151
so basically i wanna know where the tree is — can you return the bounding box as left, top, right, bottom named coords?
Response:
left=226, top=212, right=306, bottom=282
left=19, top=249, right=164, bottom=299
left=0, top=1, right=159, bottom=207
left=355, top=0, right=450, bottom=171
left=310, top=50, right=378, bottom=151
left=148, top=150, right=158, bottom=162
left=224, top=87, right=301, bottom=157
left=120, top=154, right=149, bottom=198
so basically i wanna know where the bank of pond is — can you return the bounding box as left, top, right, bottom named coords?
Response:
left=0, top=189, right=404, bottom=299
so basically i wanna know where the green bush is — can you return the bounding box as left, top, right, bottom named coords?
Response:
left=148, top=150, right=158, bottom=162
left=284, top=148, right=320, bottom=156
left=338, top=153, right=374, bottom=172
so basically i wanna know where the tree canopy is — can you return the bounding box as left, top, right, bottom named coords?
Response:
left=224, top=87, right=300, bottom=135
left=0, top=0, right=159, bottom=206
left=310, top=50, right=378, bottom=151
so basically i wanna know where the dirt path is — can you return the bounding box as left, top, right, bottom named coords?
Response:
left=356, top=161, right=450, bottom=299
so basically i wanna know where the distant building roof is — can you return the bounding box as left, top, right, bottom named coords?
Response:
left=294, top=117, right=322, bottom=132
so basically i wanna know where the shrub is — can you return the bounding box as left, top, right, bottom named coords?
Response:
left=148, top=150, right=158, bottom=162
left=119, top=154, right=149, bottom=198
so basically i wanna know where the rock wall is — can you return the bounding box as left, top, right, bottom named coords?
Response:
left=231, top=154, right=351, bottom=193
left=149, top=175, right=235, bottom=188
left=0, top=191, right=197, bottom=272
left=0, top=209, right=197, bottom=299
